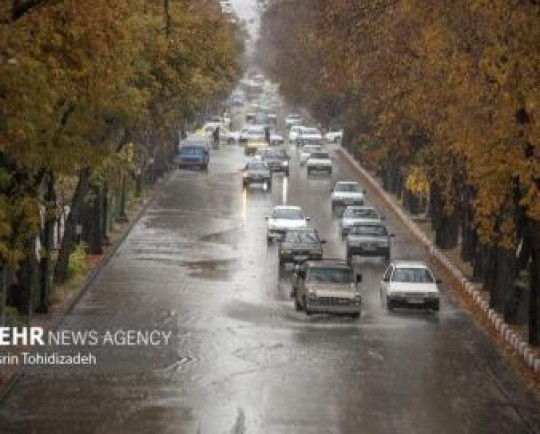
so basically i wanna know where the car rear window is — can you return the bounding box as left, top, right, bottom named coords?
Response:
left=392, top=268, right=434, bottom=283
left=310, top=153, right=330, bottom=159
left=272, top=208, right=304, bottom=219
left=349, top=224, right=387, bottom=236
left=344, top=208, right=378, bottom=219
left=285, top=231, right=319, bottom=244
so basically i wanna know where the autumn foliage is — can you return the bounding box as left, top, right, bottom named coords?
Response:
left=258, top=0, right=540, bottom=343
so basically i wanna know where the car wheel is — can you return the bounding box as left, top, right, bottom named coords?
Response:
left=307, top=168, right=312, bottom=175
left=432, top=302, right=440, bottom=312
left=386, top=297, right=393, bottom=311
left=346, top=251, right=352, bottom=264
left=350, top=312, right=360, bottom=319
left=228, top=138, right=234, bottom=145
left=384, top=252, right=391, bottom=262
left=285, top=169, right=289, bottom=177
left=267, top=236, right=272, bottom=243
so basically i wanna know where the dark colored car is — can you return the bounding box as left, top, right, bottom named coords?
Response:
left=255, top=148, right=290, bottom=175
left=278, top=229, right=326, bottom=265
left=346, top=222, right=394, bottom=263
left=242, top=161, right=272, bottom=189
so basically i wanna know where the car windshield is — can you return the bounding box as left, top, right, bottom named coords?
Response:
left=272, top=208, right=304, bottom=219
left=285, top=231, right=319, bottom=244
left=344, top=208, right=378, bottom=219
left=249, top=127, right=265, bottom=134
left=247, top=162, right=266, bottom=170
left=180, top=146, right=204, bottom=154
left=307, top=267, right=352, bottom=283
left=311, top=152, right=330, bottom=159
left=392, top=267, right=434, bottom=283
left=349, top=224, right=387, bottom=236
left=304, top=146, right=321, bottom=153
left=303, top=128, right=320, bottom=134
left=335, top=183, right=360, bottom=192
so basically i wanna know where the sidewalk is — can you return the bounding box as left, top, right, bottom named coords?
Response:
left=0, top=171, right=172, bottom=402
left=335, top=146, right=540, bottom=386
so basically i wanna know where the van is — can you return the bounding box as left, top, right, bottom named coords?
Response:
left=178, top=137, right=210, bottom=171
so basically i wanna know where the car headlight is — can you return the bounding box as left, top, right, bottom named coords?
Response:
left=309, top=249, right=321, bottom=254
left=281, top=249, right=291, bottom=254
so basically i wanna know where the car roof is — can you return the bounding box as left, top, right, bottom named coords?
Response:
left=305, top=259, right=351, bottom=269
left=344, top=205, right=376, bottom=211
left=335, top=181, right=359, bottom=185
left=392, top=260, right=430, bottom=269
left=272, top=205, right=302, bottom=211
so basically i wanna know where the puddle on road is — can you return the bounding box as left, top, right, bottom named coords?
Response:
left=199, top=227, right=242, bottom=247
left=179, top=258, right=240, bottom=280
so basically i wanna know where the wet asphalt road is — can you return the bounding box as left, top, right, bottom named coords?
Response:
left=1, top=140, right=540, bottom=433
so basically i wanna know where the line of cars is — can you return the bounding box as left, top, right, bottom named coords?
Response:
left=259, top=132, right=441, bottom=316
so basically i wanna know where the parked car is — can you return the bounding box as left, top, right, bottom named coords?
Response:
left=306, top=151, right=332, bottom=175
left=341, top=206, right=383, bottom=237
left=299, top=144, right=323, bottom=165
left=380, top=261, right=441, bottom=311
left=178, top=137, right=210, bottom=171
left=279, top=229, right=325, bottom=265
left=243, top=161, right=272, bottom=190
left=346, top=222, right=394, bottom=263
left=256, top=148, right=290, bottom=175
left=266, top=205, right=310, bottom=242
left=330, top=181, right=366, bottom=212
left=325, top=130, right=343, bottom=143
left=292, top=259, right=362, bottom=318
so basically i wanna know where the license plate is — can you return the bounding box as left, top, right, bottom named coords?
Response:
left=344, top=200, right=353, bottom=205
left=294, top=255, right=308, bottom=261
left=363, top=245, right=376, bottom=251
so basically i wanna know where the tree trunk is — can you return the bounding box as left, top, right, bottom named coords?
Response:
left=87, top=184, right=103, bottom=255
left=460, top=187, right=475, bottom=262
left=15, top=238, right=37, bottom=317
left=53, top=168, right=91, bottom=284
left=435, top=206, right=459, bottom=249
left=36, top=172, right=55, bottom=313
left=527, top=220, right=540, bottom=345
left=102, top=182, right=110, bottom=245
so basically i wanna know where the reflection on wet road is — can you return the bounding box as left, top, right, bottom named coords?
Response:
left=1, top=144, right=539, bottom=433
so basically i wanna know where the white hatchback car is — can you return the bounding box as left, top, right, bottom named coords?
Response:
left=380, top=261, right=441, bottom=311
left=266, top=206, right=310, bottom=242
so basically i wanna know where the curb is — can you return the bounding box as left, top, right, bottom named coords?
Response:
left=336, top=147, right=540, bottom=379
left=0, top=170, right=174, bottom=405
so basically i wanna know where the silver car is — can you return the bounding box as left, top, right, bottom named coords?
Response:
left=341, top=206, right=383, bottom=237
left=292, top=259, right=362, bottom=318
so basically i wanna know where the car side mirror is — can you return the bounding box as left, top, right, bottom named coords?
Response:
left=320, top=240, right=327, bottom=244
left=329, top=189, right=333, bottom=193
left=381, top=277, right=389, bottom=283
left=306, top=217, right=311, bottom=221
left=265, top=216, right=269, bottom=220
left=363, top=190, right=367, bottom=194
left=356, top=274, right=362, bottom=284
left=389, top=234, right=396, bottom=237
left=381, top=216, right=386, bottom=220
left=436, top=279, right=443, bottom=284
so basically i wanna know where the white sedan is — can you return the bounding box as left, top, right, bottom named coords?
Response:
left=266, top=206, right=310, bottom=242
left=299, top=144, right=322, bottom=165
left=380, top=261, right=441, bottom=311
